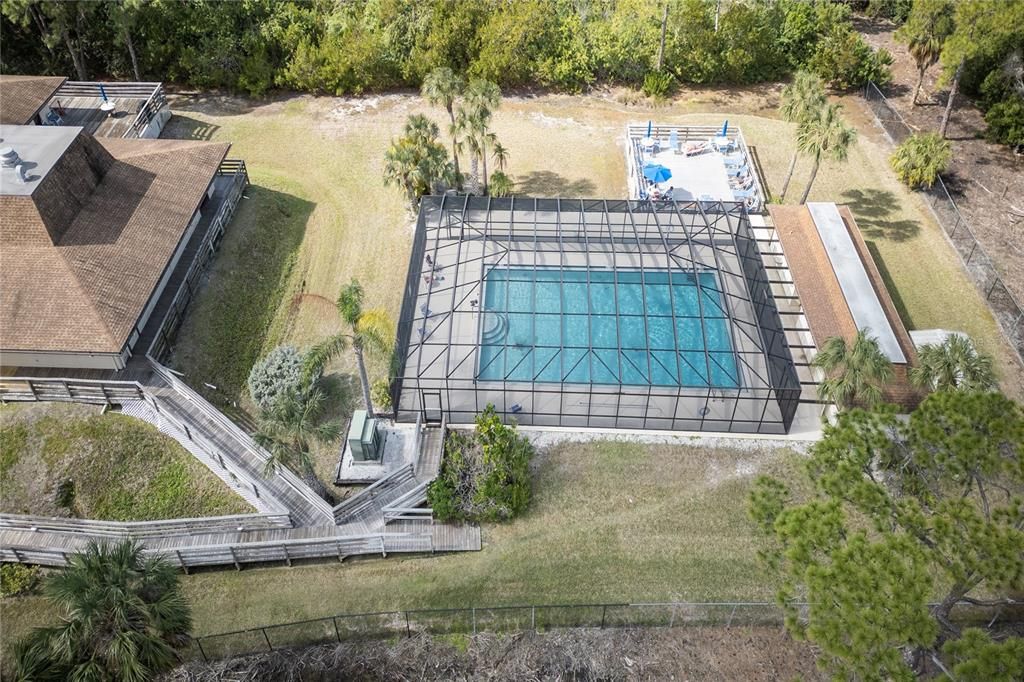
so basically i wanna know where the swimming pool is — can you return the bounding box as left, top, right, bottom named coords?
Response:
left=477, top=267, right=739, bottom=388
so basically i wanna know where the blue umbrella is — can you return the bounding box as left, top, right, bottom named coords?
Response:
left=642, top=163, right=672, bottom=183
left=720, top=119, right=728, bottom=136
left=99, top=84, right=108, bottom=102
left=646, top=120, right=652, bottom=137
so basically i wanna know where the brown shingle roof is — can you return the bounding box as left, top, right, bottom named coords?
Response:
left=0, top=75, right=66, bottom=124
left=1, top=129, right=230, bottom=355
left=769, top=204, right=922, bottom=408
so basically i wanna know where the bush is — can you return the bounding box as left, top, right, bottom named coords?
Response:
left=641, top=71, right=675, bottom=99
left=427, top=405, right=533, bottom=522
left=890, top=133, right=952, bottom=189
left=984, top=95, right=1024, bottom=150
left=371, top=378, right=392, bottom=412
left=488, top=171, right=514, bottom=197
left=809, top=27, right=892, bottom=89
left=247, top=345, right=311, bottom=411
left=1, top=564, right=40, bottom=598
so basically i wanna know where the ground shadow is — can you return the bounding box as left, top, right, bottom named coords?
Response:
left=163, top=114, right=221, bottom=140
left=515, top=171, right=597, bottom=198
left=321, top=372, right=359, bottom=421
left=169, top=185, right=317, bottom=405
left=840, top=188, right=921, bottom=242
left=865, top=240, right=915, bottom=330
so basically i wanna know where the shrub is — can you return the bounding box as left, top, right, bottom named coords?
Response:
left=1, top=564, right=40, bottom=598
left=247, top=345, right=311, bottom=411
left=488, top=171, right=514, bottom=197
left=371, top=378, right=393, bottom=412
left=890, top=132, right=952, bottom=189
left=427, top=405, right=533, bottom=522
left=983, top=95, right=1024, bottom=150
left=641, top=71, right=675, bottom=99
left=809, top=27, right=892, bottom=89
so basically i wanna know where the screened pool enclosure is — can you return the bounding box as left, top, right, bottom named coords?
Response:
left=393, top=196, right=800, bottom=434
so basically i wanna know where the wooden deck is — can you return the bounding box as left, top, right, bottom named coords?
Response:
left=48, top=81, right=166, bottom=138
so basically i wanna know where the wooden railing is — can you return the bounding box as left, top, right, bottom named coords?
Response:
left=0, top=512, right=292, bottom=539
left=0, top=376, right=142, bottom=404
left=147, top=162, right=248, bottom=362
left=148, top=361, right=336, bottom=523
left=0, top=531, right=436, bottom=571
left=333, top=465, right=416, bottom=523
left=53, top=81, right=167, bottom=139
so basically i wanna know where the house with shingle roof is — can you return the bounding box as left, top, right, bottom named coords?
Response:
left=0, top=76, right=244, bottom=372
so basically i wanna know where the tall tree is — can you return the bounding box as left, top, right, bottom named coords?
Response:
left=1, top=0, right=89, bottom=80
left=778, top=70, right=826, bottom=202
left=456, top=78, right=502, bottom=193
left=749, top=391, right=1024, bottom=678
left=421, top=67, right=466, bottom=187
left=895, top=0, right=954, bottom=105
left=811, top=329, right=894, bottom=409
left=109, top=0, right=145, bottom=81
left=306, top=279, right=393, bottom=418
left=910, top=334, right=996, bottom=392
left=14, top=539, right=191, bottom=680
left=253, top=386, right=339, bottom=497
left=938, top=1, right=1019, bottom=138
left=795, top=102, right=856, bottom=204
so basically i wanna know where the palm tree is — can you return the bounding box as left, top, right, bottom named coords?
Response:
left=812, top=330, right=895, bottom=410
left=796, top=103, right=857, bottom=204
left=15, top=539, right=191, bottom=681
left=421, top=67, right=465, bottom=185
left=306, top=279, right=393, bottom=417
left=889, top=132, right=952, bottom=189
left=778, top=71, right=826, bottom=202
left=896, top=0, right=954, bottom=105
left=383, top=115, right=456, bottom=208
left=910, top=334, right=996, bottom=392
left=491, top=141, right=510, bottom=172
left=456, top=79, right=501, bottom=193
left=253, top=386, right=340, bottom=496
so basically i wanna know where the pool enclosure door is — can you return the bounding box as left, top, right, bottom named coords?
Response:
left=421, top=390, right=443, bottom=424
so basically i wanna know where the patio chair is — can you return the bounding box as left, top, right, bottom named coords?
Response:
left=682, top=141, right=709, bottom=157
left=723, top=154, right=745, bottom=167
left=45, top=110, right=64, bottom=126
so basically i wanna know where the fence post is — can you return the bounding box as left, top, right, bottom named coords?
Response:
left=195, top=637, right=209, bottom=663
left=669, top=603, right=677, bottom=628
left=333, top=617, right=341, bottom=643
left=727, top=604, right=737, bottom=628
left=262, top=628, right=273, bottom=651
left=472, top=607, right=477, bottom=635
left=600, top=605, right=607, bottom=629
left=966, top=241, right=977, bottom=265
left=405, top=611, right=411, bottom=638
left=531, top=606, right=536, bottom=631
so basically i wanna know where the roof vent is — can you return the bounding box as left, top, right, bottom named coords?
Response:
left=0, top=146, right=21, bottom=168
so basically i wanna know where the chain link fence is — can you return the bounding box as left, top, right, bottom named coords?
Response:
left=186, top=602, right=792, bottom=662
left=862, top=82, right=1023, bottom=360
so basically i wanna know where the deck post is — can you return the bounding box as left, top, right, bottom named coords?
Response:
left=336, top=541, right=345, bottom=563
left=282, top=544, right=292, bottom=567
left=10, top=547, right=23, bottom=562
left=380, top=535, right=386, bottom=558
left=176, top=550, right=189, bottom=574
left=228, top=546, right=241, bottom=571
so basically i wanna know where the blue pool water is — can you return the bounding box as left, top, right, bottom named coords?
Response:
left=477, top=267, right=739, bottom=388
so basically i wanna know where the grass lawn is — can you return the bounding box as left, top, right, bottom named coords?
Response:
left=165, top=90, right=1021, bottom=464
left=1, top=439, right=804, bottom=660
left=0, top=402, right=252, bottom=520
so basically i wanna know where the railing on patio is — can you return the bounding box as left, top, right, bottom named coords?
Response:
left=148, top=160, right=248, bottom=362
left=862, top=82, right=1024, bottom=360
left=0, top=376, right=142, bottom=404
left=624, top=124, right=767, bottom=212
left=52, top=81, right=167, bottom=139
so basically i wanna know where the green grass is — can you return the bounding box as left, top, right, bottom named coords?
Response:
left=0, top=403, right=252, bottom=520
left=1, top=440, right=804, bottom=654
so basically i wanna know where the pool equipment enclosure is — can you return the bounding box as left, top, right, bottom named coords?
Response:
left=394, top=196, right=800, bottom=434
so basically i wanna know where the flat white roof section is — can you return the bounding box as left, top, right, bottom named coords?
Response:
left=0, top=124, right=82, bottom=196
left=807, top=202, right=907, bottom=363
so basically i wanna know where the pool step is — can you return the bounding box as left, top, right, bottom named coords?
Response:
left=481, top=311, right=509, bottom=344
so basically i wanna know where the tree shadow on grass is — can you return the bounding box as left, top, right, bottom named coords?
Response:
left=163, top=114, right=221, bottom=141
left=169, top=186, right=316, bottom=406
left=840, top=189, right=921, bottom=242
left=515, top=171, right=596, bottom=198
left=865, top=240, right=916, bottom=330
